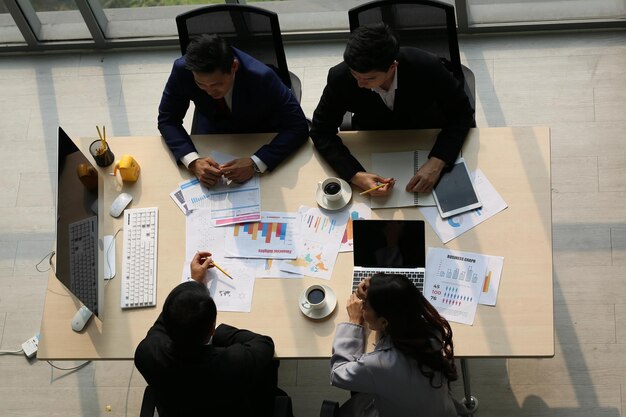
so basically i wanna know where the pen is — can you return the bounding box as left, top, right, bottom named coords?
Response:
left=96, top=125, right=107, bottom=155
left=211, top=261, right=234, bottom=280
left=359, top=179, right=394, bottom=195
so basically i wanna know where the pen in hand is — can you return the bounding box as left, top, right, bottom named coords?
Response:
left=197, top=252, right=234, bottom=280
left=360, top=179, right=395, bottom=195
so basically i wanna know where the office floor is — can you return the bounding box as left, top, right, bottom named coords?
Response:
left=0, top=30, right=625, bottom=417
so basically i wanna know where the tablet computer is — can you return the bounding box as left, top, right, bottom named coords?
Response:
left=433, top=159, right=482, bottom=219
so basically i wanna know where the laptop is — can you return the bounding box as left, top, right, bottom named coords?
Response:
left=351, top=220, right=426, bottom=292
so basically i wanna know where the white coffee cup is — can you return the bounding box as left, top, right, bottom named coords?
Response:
left=301, top=285, right=327, bottom=311
left=318, top=177, right=343, bottom=202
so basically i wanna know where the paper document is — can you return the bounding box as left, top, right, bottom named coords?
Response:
left=370, top=150, right=435, bottom=208
left=339, top=202, right=371, bottom=252
left=479, top=255, right=504, bottom=306
left=170, top=188, right=191, bottom=215
left=257, top=259, right=303, bottom=279
left=280, top=206, right=349, bottom=280
left=224, top=212, right=297, bottom=259
left=420, top=169, right=508, bottom=243
left=181, top=261, right=256, bottom=312
left=424, top=248, right=488, bottom=325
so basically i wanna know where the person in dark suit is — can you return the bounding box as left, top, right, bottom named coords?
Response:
left=134, top=251, right=281, bottom=417
left=158, top=34, right=309, bottom=187
left=310, top=24, right=475, bottom=195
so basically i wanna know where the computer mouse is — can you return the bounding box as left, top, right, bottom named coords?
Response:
left=109, top=192, right=133, bottom=218
left=71, top=305, right=93, bottom=332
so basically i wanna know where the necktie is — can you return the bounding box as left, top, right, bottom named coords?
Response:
left=215, top=97, right=231, bottom=119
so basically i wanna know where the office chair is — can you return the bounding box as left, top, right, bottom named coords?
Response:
left=342, top=0, right=476, bottom=130
left=139, top=385, right=295, bottom=417
left=175, top=4, right=302, bottom=133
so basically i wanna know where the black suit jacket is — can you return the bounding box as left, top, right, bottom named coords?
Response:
left=158, top=48, right=308, bottom=170
left=134, top=316, right=276, bottom=417
left=310, top=47, right=475, bottom=181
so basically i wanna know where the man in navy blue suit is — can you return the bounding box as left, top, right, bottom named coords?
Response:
left=158, top=34, right=308, bottom=187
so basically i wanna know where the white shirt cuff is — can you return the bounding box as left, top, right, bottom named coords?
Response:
left=181, top=152, right=201, bottom=169
left=250, top=155, right=268, bottom=173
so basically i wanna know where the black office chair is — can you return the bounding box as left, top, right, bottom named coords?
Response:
left=175, top=4, right=302, bottom=133
left=343, top=0, right=476, bottom=130
left=139, top=385, right=295, bottom=417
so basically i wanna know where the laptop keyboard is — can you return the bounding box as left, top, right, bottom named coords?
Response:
left=352, top=269, right=424, bottom=293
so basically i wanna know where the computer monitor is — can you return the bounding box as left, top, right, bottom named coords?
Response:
left=55, top=127, right=105, bottom=326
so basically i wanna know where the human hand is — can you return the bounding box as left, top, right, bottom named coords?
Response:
left=346, top=293, right=364, bottom=325
left=405, top=157, right=446, bottom=194
left=189, top=157, right=223, bottom=188
left=220, top=158, right=255, bottom=183
left=191, top=251, right=214, bottom=283
left=350, top=172, right=394, bottom=197
left=355, top=277, right=371, bottom=300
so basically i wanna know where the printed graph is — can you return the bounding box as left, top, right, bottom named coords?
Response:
left=304, top=213, right=338, bottom=234
left=233, top=221, right=288, bottom=244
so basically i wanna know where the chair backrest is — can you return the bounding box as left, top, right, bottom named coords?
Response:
left=348, top=0, right=463, bottom=79
left=176, top=4, right=292, bottom=89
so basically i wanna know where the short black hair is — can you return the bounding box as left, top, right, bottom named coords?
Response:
left=162, top=281, right=217, bottom=349
left=185, top=34, right=234, bottom=74
left=344, top=23, right=399, bottom=73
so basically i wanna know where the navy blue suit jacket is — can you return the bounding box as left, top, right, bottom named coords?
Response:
left=158, top=48, right=308, bottom=171
left=310, top=47, right=475, bottom=181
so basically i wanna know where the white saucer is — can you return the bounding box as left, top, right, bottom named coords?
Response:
left=299, top=285, right=337, bottom=320
left=316, top=179, right=352, bottom=211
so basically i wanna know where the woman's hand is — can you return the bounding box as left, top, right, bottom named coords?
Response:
left=355, top=277, right=371, bottom=300
left=346, top=293, right=364, bottom=325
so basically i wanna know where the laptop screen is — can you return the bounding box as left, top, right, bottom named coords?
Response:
left=352, top=220, right=425, bottom=268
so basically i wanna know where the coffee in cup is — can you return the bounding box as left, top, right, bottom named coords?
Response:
left=319, top=177, right=343, bottom=202
left=302, top=285, right=327, bottom=311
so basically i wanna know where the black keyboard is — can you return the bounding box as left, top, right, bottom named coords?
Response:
left=351, top=269, right=424, bottom=293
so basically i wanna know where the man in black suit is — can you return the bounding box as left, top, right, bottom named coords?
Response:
left=310, top=24, right=474, bottom=195
left=134, top=251, right=280, bottom=417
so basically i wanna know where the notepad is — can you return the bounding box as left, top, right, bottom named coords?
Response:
left=370, top=150, right=436, bottom=209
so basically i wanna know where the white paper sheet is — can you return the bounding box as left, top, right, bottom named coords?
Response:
left=256, top=259, right=303, bottom=279
left=339, top=202, right=372, bottom=252
left=424, top=248, right=488, bottom=325
left=280, top=206, right=349, bottom=280
left=181, top=261, right=257, bottom=312
left=420, top=169, right=508, bottom=243
left=224, top=212, right=297, bottom=259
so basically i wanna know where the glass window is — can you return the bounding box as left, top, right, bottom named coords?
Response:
left=467, top=0, right=626, bottom=25
left=0, top=3, right=26, bottom=44
left=27, top=0, right=91, bottom=40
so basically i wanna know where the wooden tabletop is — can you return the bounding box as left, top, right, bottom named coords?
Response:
left=38, top=127, right=553, bottom=360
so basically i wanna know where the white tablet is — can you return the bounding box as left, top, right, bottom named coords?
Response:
left=433, top=159, right=482, bottom=219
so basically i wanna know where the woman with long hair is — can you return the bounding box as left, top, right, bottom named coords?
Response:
left=330, top=273, right=459, bottom=417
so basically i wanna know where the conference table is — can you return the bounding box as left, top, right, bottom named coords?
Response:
left=39, top=127, right=553, bottom=368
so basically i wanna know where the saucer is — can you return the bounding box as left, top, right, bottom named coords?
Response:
left=299, top=285, right=337, bottom=320
left=316, top=179, right=352, bottom=211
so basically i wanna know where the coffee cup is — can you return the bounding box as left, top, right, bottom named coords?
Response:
left=301, top=285, right=327, bottom=311
left=318, top=177, right=343, bottom=202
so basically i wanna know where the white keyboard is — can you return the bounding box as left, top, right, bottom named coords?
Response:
left=121, top=207, right=158, bottom=309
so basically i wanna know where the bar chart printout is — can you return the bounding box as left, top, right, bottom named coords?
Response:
left=224, top=212, right=297, bottom=259
left=280, top=206, right=349, bottom=280
left=424, top=248, right=488, bottom=325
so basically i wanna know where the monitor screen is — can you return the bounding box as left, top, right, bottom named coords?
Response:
left=352, top=220, right=425, bottom=268
left=55, top=127, right=104, bottom=318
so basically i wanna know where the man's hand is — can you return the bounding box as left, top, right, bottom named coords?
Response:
left=220, top=158, right=255, bottom=183
left=405, top=157, right=446, bottom=194
left=350, top=172, right=395, bottom=196
left=191, top=251, right=214, bottom=283
left=189, top=157, right=222, bottom=188
left=355, top=277, right=371, bottom=300
left=346, top=293, right=365, bottom=325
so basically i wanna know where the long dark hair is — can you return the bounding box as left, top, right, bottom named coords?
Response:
left=366, top=273, right=457, bottom=387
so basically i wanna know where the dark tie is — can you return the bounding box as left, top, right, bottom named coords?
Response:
left=215, top=97, right=231, bottom=119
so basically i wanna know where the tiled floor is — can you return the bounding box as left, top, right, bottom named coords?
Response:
left=0, top=30, right=625, bottom=416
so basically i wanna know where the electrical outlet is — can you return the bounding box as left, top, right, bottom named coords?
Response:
left=21, top=333, right=39, bottom=359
